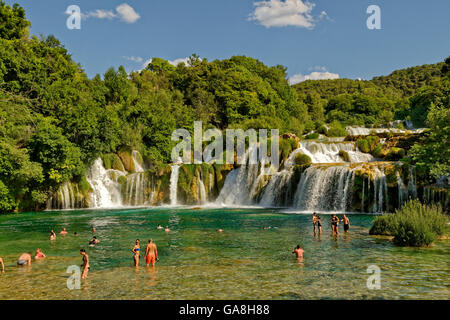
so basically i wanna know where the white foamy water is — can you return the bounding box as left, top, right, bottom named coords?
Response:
left=170, top=164, right=180, bottom=205
left=86, top=158, right=125, bottom=208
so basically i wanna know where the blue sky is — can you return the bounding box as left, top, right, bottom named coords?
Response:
left=7, top=0, right=450, bottom=82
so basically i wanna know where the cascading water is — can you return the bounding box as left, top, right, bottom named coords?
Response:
left=170, top=165, right=180, bottom=205
left=293, top=165, right=356, bottom=212
left=47, top=182, right=81, bottom=210
left=295, top=141, right=373, bottom=163
left=86, top=158, right=125, bottom=208
left=197, top=175, right=207, bottom=204
left=216, top=146, right=260, bottom=205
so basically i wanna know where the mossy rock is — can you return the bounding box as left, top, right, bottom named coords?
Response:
left=101, top=153, right=125, bottom=172
left=294, top=153, right=312, bottom=166
left=386, top=147, right=406, bottom=161
left=117, top=147, right=135, bottom=173
left=338, top=150, right=350, bottom=162
left=372, top=143, right=386, bottom=158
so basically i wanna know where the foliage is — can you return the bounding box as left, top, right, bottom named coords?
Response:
left=305, top=132, right=319, bottom=139
left=409, top=103, right=450, bottom=178
left=294, top=153, right=312, bottom=166
left=325, top=121, right=347, bottom=137
left=369, top=200, right=447, bottom=247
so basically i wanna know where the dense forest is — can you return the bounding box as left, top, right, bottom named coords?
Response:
left=0, top=1, right=448, bottom=212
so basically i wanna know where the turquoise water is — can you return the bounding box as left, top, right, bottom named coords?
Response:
left=0, top=207, right=448, bottom=299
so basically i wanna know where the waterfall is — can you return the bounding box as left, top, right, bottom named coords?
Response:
left=346, top=126, right=407, bottom=136
left=86, top=158, right=124, bottom=208
left=48, top=182, right=79, bottom=210
left=397, top=166, right=419, bottom=208
left=258, top=170, right=293, bottom=207
left=216, top=146, right=260, bottom=205
left=197, top=175, right=207, bottom=204
left=361, top=178, right=365, bottom=212
left=209, top=172, right=214, bottom=193
left=124, top=172, right=146, bottom=206
left=170, top=165, right=180, bottom=205
left=293, top=141, right=374, bottom=163
left=132, top=150, right=144, bottom=173
left=293, top=165, right=356, bottom=212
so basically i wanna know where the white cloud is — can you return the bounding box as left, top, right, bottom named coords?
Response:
left=289, top=68, right=339, bottom=85
left=123, top=56, right=144, bottom=63
left=249, top=0, right=317, bottom=28
left=80, top=3, right=140, bottom=24
left=141, top=57, right=193, bottom=70
left=169, top=57, right=190, bottom=66
left=116, top=3, right=140, bottom=23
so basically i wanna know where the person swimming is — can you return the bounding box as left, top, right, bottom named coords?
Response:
left=89, top=236, right=100, bottom=246
left=17, top=253, right=32, bottom=266
left=80, top=249, right=89, bottom=279
left=34, top=248, right=46, bottom=260
left=164, top=226, right=170, bottom=233
left=132, top=239, right=140, bottom=267
left=217, top=229, right=224, bottom=232
left=60, top=228, right=68, bottom=235
left=157, top=224, right=163, bottom=230
left=50, top=229, right=56, bottom=241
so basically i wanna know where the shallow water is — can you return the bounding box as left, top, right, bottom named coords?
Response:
left=0, top=207, right=448, bottom=300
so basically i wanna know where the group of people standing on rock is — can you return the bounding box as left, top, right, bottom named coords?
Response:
left=313, top=212, right=350, bottom=235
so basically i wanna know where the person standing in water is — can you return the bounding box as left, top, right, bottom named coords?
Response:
left=132, top=239, right=140, bottom=267
left=341, top=214, right=350, bottom=233
left=330, top=214, right=339, bottom=235
left=316, top=215, right=322, bottom=234
left=312, top=212, right=317, bottom=234
left=164, top=226, right=170, bottom=233
left=80, top=249, right=89, bottom=279
left=292, top=245, right=304, bottom=258
left=50, top=229, right=56, bottom=241
left=17, top=253, right=32, bottom=266
left=0, top=257, right=4, bottom=273
left=60, top=228, right=68, bottom=235
left=145, top=239, right=158, bottom=267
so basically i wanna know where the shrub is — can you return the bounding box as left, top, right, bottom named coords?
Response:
left=386, top=147, right=406, bottom=161
left=369, top=200, right=447, bottom=247
left=338, top=150, right=350, bottom=162
left=317, top=125, right=328, bottom=135
left=373, top=143, right=385, bottom=158
left=357, top=136, right=380, bottom=154
left=305, top=132, right=320, bottom=140
left=326, top=121, right=348, bottom=137
left=369, top=215, right=397, bottom=235
left=357, top=139, right=370, bottom=153
left=294, top=153, right=312, bottom=166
